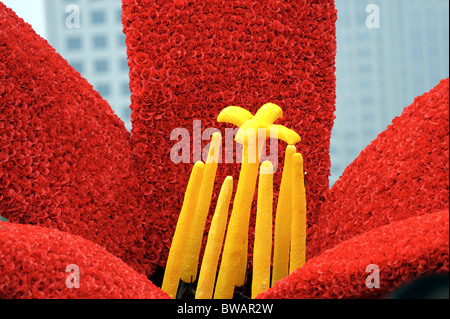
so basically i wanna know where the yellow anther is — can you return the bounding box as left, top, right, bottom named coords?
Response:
left=253, top=102, right=283, bottom=124
left=217, top=106, right=254, bottom=127
left=252, top=160, right=274, bottom=298
left=290, top=153, right=307, bottom=274
left=161, top=161, right=205, bottom=298
left=181, top=132, right=222, bottom=283
left=217, top=103, right=301, bottom=146
left=267, top=125, right=301, bottom=145
left=195, top=176, right=234, bottom=299
left=272, top=145, right=296, bottom=285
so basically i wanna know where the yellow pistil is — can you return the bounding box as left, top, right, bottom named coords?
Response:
left=195, top=176, right=233, bottom=299
left=252, top=161, right=274, bottom=298
left=218, top=103, right=301, bottom=146
left=214, top=139, right=260, bottom=299
left=290, top=153, right=307, bottom=274
left=235, top=236, right=248, bottom=288
left=161, top=161, right=205, bottom=298
left=181, top=132, right=222, bottom=283
left=214, top=103, right=301, bottom=299
left=272, top=145, right=296, bottom=285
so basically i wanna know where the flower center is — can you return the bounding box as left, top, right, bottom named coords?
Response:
left=161, top=103, right=307, bottom=299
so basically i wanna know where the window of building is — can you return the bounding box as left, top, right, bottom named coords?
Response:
left=330, top=165, right=342, bottom=180
left=91, top=11, right=106, bottom=24
left=329, top=143, right=340, bottom=156
left=70, top=61, right=83, bottom=74
left=345, top=144, right=358, bottom=156
left=122, top=107, right=131, bottom=119
left=337, top=10, right=350, bottom=28
left=359, top=80, right=373, bottom=94
left=358, top=63, right=373, bottom=74
left=344, top=111, right=357, bottom=125
left=66, top=37, right=82, bottom=50
left=361, top=109, right=376, bottom=124
left=93, top=35, right=107, bottom=48
left=361, top=96, right=375, bottom=106
left=357, top=47, right=371, bottom=58
left=96, top=83, right=110, bottom=97
left=119, top=57, right=129, bottom=71
left=94, top=59, right=109, bottom=73
left=117, top=33, right=126, bottom=47
left=121, top=82, right=130, bottom=95
left=344, top=129, right=356, bottom=140
left=116, top=9, right=123, bottom=23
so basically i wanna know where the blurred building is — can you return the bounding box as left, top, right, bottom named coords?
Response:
left=331, top=0, right=449, bottom=185
left=45, top=0, right=131, bottom=130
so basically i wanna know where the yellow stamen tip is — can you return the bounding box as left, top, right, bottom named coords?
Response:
left=217, top=106, right=254, bottom=127
left=254, top=103, right=283, bottom=124
left=268, top=125, right=301, bottom=145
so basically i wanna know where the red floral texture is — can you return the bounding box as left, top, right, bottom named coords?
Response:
left=258, top=209, right=449, bottom=299
left=123, top=0, right=337, bottom=270
left=0, top=221, right=169, bottom=299
left=257, top=78, right=450, bottom=298
left=0, top=3, right=155, bottom=275
left=307, top=78, right=450, bottom=259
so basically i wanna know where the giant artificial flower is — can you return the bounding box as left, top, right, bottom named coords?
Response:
left=0, top=1, right=448, bottom=299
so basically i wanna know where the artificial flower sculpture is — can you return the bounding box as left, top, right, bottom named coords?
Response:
left=0, top=0, right=448, bottom=299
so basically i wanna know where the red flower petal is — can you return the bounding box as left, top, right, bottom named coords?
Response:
left=0, top=221, right=169, bottom=299
left=258, top=209, right=449, bottom=299
left=0, top=4, right=155, bottom=275
left=308, top=79, right=450, bottom=260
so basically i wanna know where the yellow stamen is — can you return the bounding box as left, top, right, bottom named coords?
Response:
left=213, top=103, right=302, bottom=298
left=253, top=102, right=283, bottom=124
left=217, top=106, right=254, bottom=127
left=235, top=103, right=283, bottom=144
left=272, top=145, right=296, bottom=285
left=181, top=132, right=222, bottom=283
left=161, top=161, right=205, bottom=298
left=267, top=125, right=301, bottom=145
left=252, top=161, right=274, bottom=298
left=214, top=139, right=260, bottom=299
left=195, top=176, right=233, bottom=299
left=235, top=236, right=248, bottom=288
left=289, top=153, right=307, bottom=274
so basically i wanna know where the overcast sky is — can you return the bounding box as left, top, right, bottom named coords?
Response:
left=2, top=0, right=47, bottom=39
